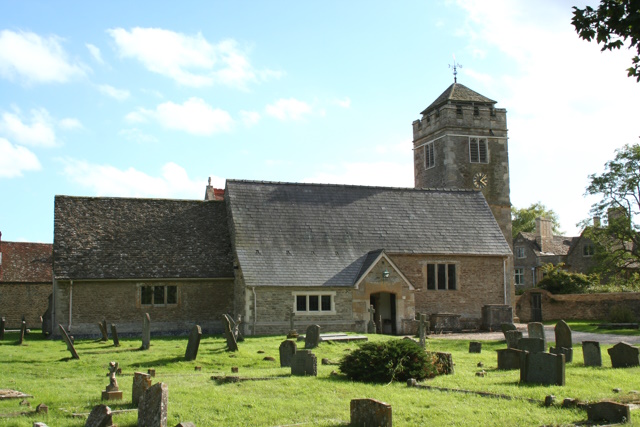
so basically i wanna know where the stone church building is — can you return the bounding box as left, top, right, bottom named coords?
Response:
left=51, top=82, right=515, bottom=337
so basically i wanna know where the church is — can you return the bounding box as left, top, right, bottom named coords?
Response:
left=51, top=82, right=514, bottom=337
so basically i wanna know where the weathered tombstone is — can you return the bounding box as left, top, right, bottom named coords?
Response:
left=102, top=319, right=109, bottom=341
left=587, top=401, right=631, bottom=424
left=520, top=351, right=565, bottom=386
left=435, top=352, right=454, bottom=375
left=102, top=362, right=123, bottom=400
left=58, top=324, right=79, bottom=359
left=0, top=316, right=5, bottom=340
left=517, top=337, right=545, bottom=353
left=42, top=294, right=53, bottom=336
left=550, top=346, right=574, bottom=363
left=222, top=314, right=238, bottom=352
left=132, top=372, right=152, bottom=407
left=608, top=342, right=640, bottom=368
left=36, top=403, right=48, bottom=414
left=527, top=322, right=546, bottom=348
left=497, top=348, right=526, bottom=370
left=550, top=320, right=573, bottom=362
left=501, top=322, right=517, bottom=334
left=367, top=305, right=376, bottom=334
left=175, top=423, right=196, bottom=427
left=141, top=313, right=151, bottom=350
left=19, top=320, right=26, bottom=344
left=98, top=322, right=108, bottom=342
left=582, top=341, right=602, bottom=367
left=279, top=340, right=297, bottom=367
left=111, top=324, right=120, bottom=347
left=469, top=341, right=482, bottom=353
left=287, top=308, right=298, bottom=338
left=304, top=324, right=321, bottom=349
left=85, top=404, right=113, bottom=427
left=291, top=349, right=317, bottom=376
left=350, top=398, right=392, bottom=427
left=184, top=325, right=202, bottom=361
left=418, top=313, right=427, bottom=349
left=137, top=382, right=168, bottom=427
left=504, top=330, right=523, bottom=349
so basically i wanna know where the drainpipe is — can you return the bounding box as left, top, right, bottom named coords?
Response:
left=503, top=258, right=507, bottom=304
left=68, top=280, right=73, bottom=331
left=252, top=286, right=257, bottom=336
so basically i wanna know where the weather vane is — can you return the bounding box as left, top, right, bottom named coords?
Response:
left=449, top=55, right=462, bottom=83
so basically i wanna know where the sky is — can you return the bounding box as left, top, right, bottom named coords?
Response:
left=1, top=0, right=639, bottom=243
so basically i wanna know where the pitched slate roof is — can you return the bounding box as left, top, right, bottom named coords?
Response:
left=421, top=83, right=496, bottom=115
left=53, top=196, right=233, bottom=280
left=518, top=232, right=578, bottom=256
left=0, top=241, right=52, bottom=283
left=226, top=180, right=511, bottom=288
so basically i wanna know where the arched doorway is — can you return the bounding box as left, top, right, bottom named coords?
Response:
left=370, top=292, right=397, bottom=334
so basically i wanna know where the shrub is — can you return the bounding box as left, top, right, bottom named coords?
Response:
left=537, top=263, right=599, bottom=294
left=339, top=339, right=440, bottom=383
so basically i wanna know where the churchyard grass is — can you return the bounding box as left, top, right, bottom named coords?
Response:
left=1, top=331, right=639, bottom=426
left=545, top=320, right=640, bottom=336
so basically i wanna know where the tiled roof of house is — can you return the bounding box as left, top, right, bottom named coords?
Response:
left=421, top=83, right=496, bottom=115
left=226, top=180, right=512, bottom=287
left=53, top=196, right=233, bottom=280
left=518, top=232, right=578, bottom=256
left=0, top=241, right=52, bottom=283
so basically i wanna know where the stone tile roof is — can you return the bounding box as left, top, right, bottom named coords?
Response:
left=518, top=232, right=578, bottom=256
left=421, top=83, right=496, bottom=115
left=0, top=241, right=52, bottom=283
left=226, top=180, right=512, bottom=288
left=53, top=196, right=233, bottom=280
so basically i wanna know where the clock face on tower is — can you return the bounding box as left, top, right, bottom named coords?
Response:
left=473, top=172, right=488, bottom=189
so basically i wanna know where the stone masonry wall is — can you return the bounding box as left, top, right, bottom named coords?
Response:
left=0, top=283, right=51, bottom=329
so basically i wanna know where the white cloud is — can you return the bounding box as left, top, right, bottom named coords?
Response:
left=98, top=84, right=130, bottom=101
left=59, top=158, right=217, bottom=199
left=0, top=30, right=86, bottom=84
left=118, top=128, right=158, bottom=144
left=59, top=118, right=82, bottom=130
left=107, top=27, right=280, bottom=89
left=126, top=98, right=234, bottom=135
left=335, top=97, right=351, bottom=108
left=0, top=137, right=41, bottom=177
left=240, top=110, right=261, bottom=127
left=265, top=98, right=313, bottom=121
left=86, top=43, right=104, bottom=64
left=303, top=161, right=414, bottom=188
left=0, top=108, right=56, bottom=147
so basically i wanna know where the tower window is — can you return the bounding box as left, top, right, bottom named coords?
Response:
left=424, top=142, right=435, bottom=169
left=469, top=138, right=488, bottom=163
left=474, top=106, right=479, bottom=116
left=456, top=105, right=463, bottom=115
left=490, top=107, right=496, bottom=117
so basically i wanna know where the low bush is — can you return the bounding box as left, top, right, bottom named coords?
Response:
left=537, top=263, right=599, bottom=294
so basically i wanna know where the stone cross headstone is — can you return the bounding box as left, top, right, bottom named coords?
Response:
left=111, top=324, right=120, bottom=347
left=350, top=398, right=392, bottom=427
left=469, top=341, right=482, bottom=353
left=58, top=324, right=79, bottom=359
left=85, top=404, right=113, bottom=427
left=517, top=337, right=545, bottom=353
left=497, top=348, right=525, bottom=370
left=550, top=320, right=573, bottom=362
left=98, top=322, right=108, bottom=341
left=607, top=342, right=640, bottom=368
left=141, top=313, right=151, bottom=350
left=291, top=349, right=317, bottom=376
left=0, top=316, right=5, bottom=340
left=304, top=324, right=321, bottom=349
left=137, top=382, right=168, bottom=427
left=184, top=325, right=202, bottom=361
left=418, top=313, right=427, bottom=349
left=132, top=372, right=152, bottom=407
left=582, top=341, right=602, bottom=367
left=527, top=322, right=546, bottom=348
left=102, top=361, right=123, bottom=401
left=279, top=339, right=297, bottom=368
left=367, top=306, right=376, bottom=334
left=19, top=320, right=26, bottom=344
left=520, top=351, right=565, bottom=386
left=223, top=314, right=238, bottom=352
left=504, top=330, right=523, bottom=349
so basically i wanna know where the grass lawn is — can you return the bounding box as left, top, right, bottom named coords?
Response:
left=542, top=320, right=640, bottom=336
left=1, top=330, right=639, bottom=426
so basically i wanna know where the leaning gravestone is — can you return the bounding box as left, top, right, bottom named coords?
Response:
left=497, top=348, right=526, bottom=370
left=111, top=324, right=120, bottom=347
left=132, top=372, right=152, bottom=407
left=527, top=322, right=546, bottom=348
left=58, top=324, right=79, bottom=359
left=517, top=338, right=545, bottom=354
left=0, top=316, right=5, bottom=340
left=19, top=320, right=26, bottom=344
left=291, top=349, right=317, bottom=376
left=469, top=341, right=482, bottom=353
left=141, top=313, right=151, bottom=350
left=304, top=324, right=321, bottom=349
left=582, top=341, right=602, bottom=367
left=520, top=351, right=565, bottom=386
left=504, top=330, right=523, bottom=349
left=607, top=342, right=640, bottom=368
left=550, top=320, right=573, bottom=363
left=98, top=322, right=108, bottom=341
left=85, top=404, right=113, bottom=427
left=137, top=382, right=168, bottom=427
left=223, top=314, right=238, bottom=352
left=279, top=340, right=297, bottom=368
left=184, top=325, right=202, bottom=361
left=350, top=398, right=392, bottom=427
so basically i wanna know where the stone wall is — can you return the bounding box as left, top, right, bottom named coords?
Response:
left=0, top=282, right=51, bottom=329
left=516, top=289, right=640, bottom=322
left=52, top=279, right=234, bottom=337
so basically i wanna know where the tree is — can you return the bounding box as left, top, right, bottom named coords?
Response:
left=572, top=0, right=640, bottom=81
left=583, top=143, right=640, bottom=276
left=511, top=202, right=561, bottom=238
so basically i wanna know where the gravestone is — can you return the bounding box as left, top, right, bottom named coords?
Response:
left=435, top=352, right=454, bottom=375
left=0, top=316, right=5, bottom=340
left=527, top=322, right=546, bottom=348
left=607, top=342, right=640, bottom=368
left=42, top=294, right=53, bottom=336
left=111, top=324, right=120, bottom=347
left=504, top=330, right=523, bottom=349
left=102, top=319, right=109, bottom=341
left=350, top=398, right=392, bottom=427
left=520, top=352, right=565, bottom=386
left=582, top=341, right=602, bottom=367
left=184, top=325, right=202, bottom=361
left=85, top=404, right=113, bottom=427
left=137, top=382, right=168, bottom=427
left=367, top=306, right=376, bottom=334
left=517, top=338, right=545, bottom=353
left=223, top=314, right=238, bottom=352
left=501, top=323, right=517, bottom=334
left=19, top=320, right=26, bottom=344
left=287, top=308, right=298, bottom=338
left=550, top=320, right=573, bottom=363
left=141, top=313, right=151, bottom=350
left=587, top=401, right=631, bottom=424
left=98, top=322, right=108, bottom=341
left=132, top=372, right=152, bottom=407
left=279, top=340, right=297, bottom=368
left=291, top=349, right=317, bottom=376
left=550, top=346, right=574, bottom=363
left=58, top=324, right=79, bottom=359
left=469, top=341, right=482, bottom=353
left=418, top=313, right=427, bottom=349
left=304, top=324, right=321, bottom=349
left=497, top=348, right=526, bottom=370
left=102, top=361, right=123, bottom=400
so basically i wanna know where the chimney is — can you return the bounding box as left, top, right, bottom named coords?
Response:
left=204, top=177, right=225, bottom=201
left=607, top=206, right=628, bottom=228
left=593, top=216, right=601, bottom=228
left=535, top=217, right=553, bottom=253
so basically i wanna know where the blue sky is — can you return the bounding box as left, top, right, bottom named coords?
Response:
left=1, top=0, right=639, bottom=243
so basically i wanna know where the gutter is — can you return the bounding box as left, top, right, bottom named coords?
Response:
left=503, top=258, right=507, bottom=304
left=68, top=280, right=73, bottom=331
left=252, top=286, right=257, bottom=336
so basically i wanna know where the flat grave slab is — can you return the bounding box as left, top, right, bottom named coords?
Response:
left=0, top=390, right=34, bottom=400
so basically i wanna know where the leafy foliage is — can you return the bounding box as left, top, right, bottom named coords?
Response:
left=536, top=263, right=600, bottom=294
left=572, top=0, right=640, bottom=81
left=339, top=339, right=440, bottom=383
left=511, top=202, right=561, bottom=238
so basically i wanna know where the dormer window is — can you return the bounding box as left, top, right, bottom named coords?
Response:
left=469, top=137, right=488, bottom=163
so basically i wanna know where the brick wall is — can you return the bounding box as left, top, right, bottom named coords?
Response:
left=0, top=282, right=51, bottom=329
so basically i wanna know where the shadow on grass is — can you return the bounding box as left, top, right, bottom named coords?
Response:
left=128, top=356, right=184, bottom=368
left=80, top=346, right=145, bottom=355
